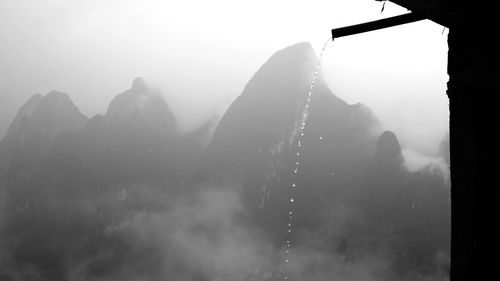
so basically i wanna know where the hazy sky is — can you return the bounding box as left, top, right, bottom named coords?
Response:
left=0, top=0, right=448, bottom=155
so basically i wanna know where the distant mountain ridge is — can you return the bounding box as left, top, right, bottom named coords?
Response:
left=0, top=43, right=450, bottom=281
left=0, top=91, right=87, bottom=178
left=106, top=77, right=176, bottom=136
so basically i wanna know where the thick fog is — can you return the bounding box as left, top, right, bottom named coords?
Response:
left=0, top=1, right=450, bottom=281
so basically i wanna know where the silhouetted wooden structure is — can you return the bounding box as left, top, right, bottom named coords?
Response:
left=331, top=12, right=426, bottom=38
left=332, top=1, right=499, bottom=280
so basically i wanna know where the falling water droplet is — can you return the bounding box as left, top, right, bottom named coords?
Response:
left=282, top=37, right=331, bottom=279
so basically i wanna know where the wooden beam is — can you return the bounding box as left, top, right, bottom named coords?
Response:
left=331, top=12, right=426, bottom=39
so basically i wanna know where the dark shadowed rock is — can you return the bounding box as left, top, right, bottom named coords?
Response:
left=373, top=130, right=404, bottom=169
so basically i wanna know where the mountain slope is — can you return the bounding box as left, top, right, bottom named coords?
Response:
left=0, top=91, right=87, bottom=177
left=203, top=42, right=379, bottom=208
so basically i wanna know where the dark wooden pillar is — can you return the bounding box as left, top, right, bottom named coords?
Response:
left=448, top=22, right=500, bottom=280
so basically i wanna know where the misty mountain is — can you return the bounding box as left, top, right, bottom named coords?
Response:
left=350, top=131, right=450, bottom=278
left=0, top=91, right=87, bottom=178
left=106, top=77, right=176, bottom=136
left=202, top=42, right=380, bottom=237
left=206, top=42, right=379, bottom=181
left=0, top=79, right=209, bottom=281
left=0, top=43, right=450, bottom=281
left=201, top=42, right=449, bottom=279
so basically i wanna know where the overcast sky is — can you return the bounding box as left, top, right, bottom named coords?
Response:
left=0, top=0, right=448, bottom=155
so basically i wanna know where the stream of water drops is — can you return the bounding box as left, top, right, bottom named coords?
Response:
left=281, top=38, right=332, bottom=281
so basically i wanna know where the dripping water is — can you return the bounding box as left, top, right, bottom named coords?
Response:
left=281, top=37, right=332, bottom=280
